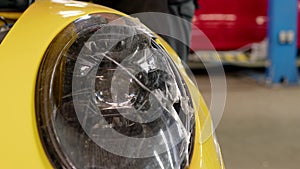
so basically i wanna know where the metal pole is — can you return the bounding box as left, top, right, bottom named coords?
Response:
left=267, top=0, right=299, bottom=84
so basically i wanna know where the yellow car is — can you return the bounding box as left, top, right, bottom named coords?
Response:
left=0, top=0, right=224, bottom=169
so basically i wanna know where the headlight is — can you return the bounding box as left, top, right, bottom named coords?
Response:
left=36, top=13, right=195, bottom=169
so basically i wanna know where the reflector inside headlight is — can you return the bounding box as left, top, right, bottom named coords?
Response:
left=36, top=13, right=195, bottom=169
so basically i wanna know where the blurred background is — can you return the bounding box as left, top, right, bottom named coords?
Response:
left=190, top=0, right=300, bottom=169
left=195, top=67, right=300, bottom=169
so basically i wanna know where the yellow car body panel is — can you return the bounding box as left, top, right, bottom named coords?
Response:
left=0, top=12, right=22, bottom=20
left=0, top=1, right=224, bottom=169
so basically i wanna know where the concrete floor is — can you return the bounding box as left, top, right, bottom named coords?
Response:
left=194, top=68, right=300, bottom=169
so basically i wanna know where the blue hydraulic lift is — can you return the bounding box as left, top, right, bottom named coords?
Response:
left=267, top=0, right=299, bottom=84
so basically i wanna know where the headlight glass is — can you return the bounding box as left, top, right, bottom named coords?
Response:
left=36, top=13, right=195, bottom=169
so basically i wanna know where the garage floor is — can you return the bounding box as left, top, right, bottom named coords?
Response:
left=194, top=68, right=300, bottom=169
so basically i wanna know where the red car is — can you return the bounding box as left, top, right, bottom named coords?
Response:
left=191, top=0, right=300, bottom=51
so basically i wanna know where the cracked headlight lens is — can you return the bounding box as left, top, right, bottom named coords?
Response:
left=36, top=13, right=195, bottom=169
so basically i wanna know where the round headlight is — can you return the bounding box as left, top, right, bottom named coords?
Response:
left=36, top=13, right=195, bottom=169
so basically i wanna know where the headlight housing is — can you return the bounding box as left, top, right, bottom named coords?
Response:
left=36, top=13, right=195, bottom=169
